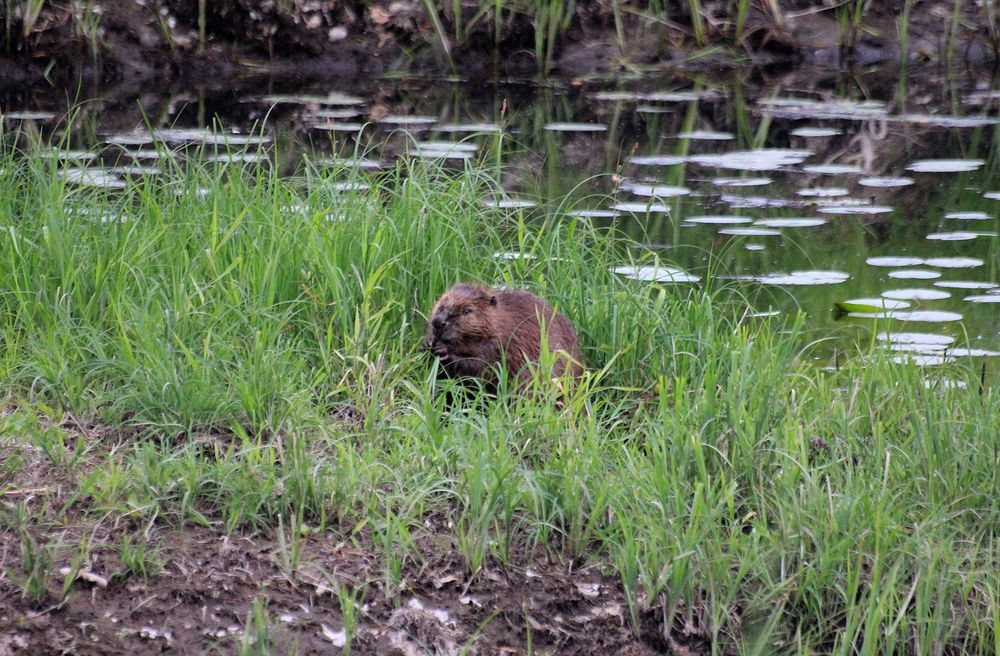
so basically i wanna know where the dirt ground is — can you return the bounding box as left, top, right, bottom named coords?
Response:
left=0, top=519, right=705, bottom=655
left=0, top=420, right=712, bottom=656
left=0, top=0, right=995, bottom=94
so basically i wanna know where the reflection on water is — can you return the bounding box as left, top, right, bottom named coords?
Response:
left=2, top=64, right=999, bottom=370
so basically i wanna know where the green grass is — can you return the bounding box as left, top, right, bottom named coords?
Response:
left=0, top=144, right=998, bottom=652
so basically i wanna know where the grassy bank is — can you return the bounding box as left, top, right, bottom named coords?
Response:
left=1, top=147, right=998, bottom=654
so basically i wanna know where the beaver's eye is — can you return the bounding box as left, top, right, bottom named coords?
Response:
left=462, top=307, right=472, bottom=316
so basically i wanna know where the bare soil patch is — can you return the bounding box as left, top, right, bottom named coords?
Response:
left=1, top=519, right=708, bottom=655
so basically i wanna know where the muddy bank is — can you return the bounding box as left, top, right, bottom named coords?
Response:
left=0, top=0, right=996, bottom=94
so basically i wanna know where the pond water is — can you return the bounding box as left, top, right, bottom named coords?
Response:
left=2, top=64, right=998, bottom=372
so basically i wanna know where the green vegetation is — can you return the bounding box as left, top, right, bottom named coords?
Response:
left=1, top=145, right=998, bottom=652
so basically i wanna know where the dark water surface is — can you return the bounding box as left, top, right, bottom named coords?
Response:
left=2, top=63, right=999, bottom=374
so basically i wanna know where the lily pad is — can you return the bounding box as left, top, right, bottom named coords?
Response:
left=613, top=202, right=670, bottom=213
left=753, top=270, right=850, bottom=285
left=718, top=227, right=782, bottom=236
left=836, top=298, right=911, bottom=313
left=818, top=205, right=893, bottom=215
left=612, top=265, right=700, bottom=283
left=566, top=209, right=620, bottom=218
left=934, top=281, right=997, bottom=289
left=791, top=127, right=842, bottom=138
left=753, top=218, right=826, bottom=228
left=923, top=257, right=984, bottom=268
left=676, top=130, right=734, bottom=140
left=543, top=122, right=608, bottom=132
left=621, top=181, right=691, bottom=197
left=485, top=198, right=537, bottom=209
left=885, top=310, right=963, bottom=322
left=684, top=215, right=753, bottom=225
left=877, top=332, right=955, bottom=346
left=689, top=149, right=811, bottom=171
left=944, top=211, right=990, bottom=220
left=628, top=155, right=687, bottom=166
left=803, top=164, right=865, bottom=175
left=881, top=288, right=951, bottom=300
left=858, top=177, right=914, bottom=187
left=926, top=231, right=994, bottom=241
left=712, top=177, right=771, bottom=187
left=905, top=159, right=985, bottom=173
left=888, top=269, right=941, bottom=280
left=797, top=187, right=849, bottom=197
left=867, top=256, right=925, bottom=267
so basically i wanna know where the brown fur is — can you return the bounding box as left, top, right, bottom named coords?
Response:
left=421, top=283, right=583, bottom=390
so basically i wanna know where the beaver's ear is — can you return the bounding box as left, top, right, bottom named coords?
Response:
left=489, top=295, right=497, bottom=306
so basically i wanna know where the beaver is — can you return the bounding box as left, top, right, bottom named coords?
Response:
left=422, top=282, right=583, bottom=390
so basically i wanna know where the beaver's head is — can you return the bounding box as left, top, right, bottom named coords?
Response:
left=427, top=283, right=497, bottom=348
